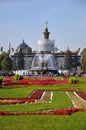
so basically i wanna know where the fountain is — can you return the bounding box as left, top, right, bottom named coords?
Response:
left=31, top=22, right=58, bottom=74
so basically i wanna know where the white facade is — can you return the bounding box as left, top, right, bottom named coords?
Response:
left=38, top=39, right=55, bottom=52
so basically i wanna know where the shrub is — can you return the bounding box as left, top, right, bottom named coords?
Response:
left=69, top=77, right=78, bottom=84
left=14, top=74, right=23, bottom=81
left=0, top=77, right=3, bottom=85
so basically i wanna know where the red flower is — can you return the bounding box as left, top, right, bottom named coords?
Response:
left=28, top=90, right=44, bottom=99
left=76, top=92, right=86, bottom=101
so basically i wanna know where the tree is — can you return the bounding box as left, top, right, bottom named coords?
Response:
left=1, top=54, right=13, bottom=71
left=54, top=46, right=59, bottom=53
left=81, top=48, right=86, bottom=72
left=0, top=52, right=7, bottom=70
left=64, top=49, right=73, bottom=70
left=17, top=48, right=24, bottom=70
left=72, top=54, right=80, bottom=70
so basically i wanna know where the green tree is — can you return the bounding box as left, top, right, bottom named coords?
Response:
left=0, top=52, right=7, bottom=70
left=81, top=48, right=86, bottom=72
left=1, top=54, right=13, bottom=71
left=17, top=48, right=24, bottom=70
left=72, top=54, right=80, bottom=70
left=64, top=49, right=73, bottom=70
left=54, top=46, right=59, bottom=53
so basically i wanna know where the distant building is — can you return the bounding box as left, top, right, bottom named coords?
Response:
left=11, top=23, right=81, bottom=74
left=11, top=39, right=33, bottom=71
left=38, top=26, right=55, bottom=52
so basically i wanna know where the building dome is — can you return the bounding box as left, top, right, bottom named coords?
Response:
left=16, top=39, right=32, bottom=54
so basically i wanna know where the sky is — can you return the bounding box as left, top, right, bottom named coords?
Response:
left=0, top=0, right=86, bottom=53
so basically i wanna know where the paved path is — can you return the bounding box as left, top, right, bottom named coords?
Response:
left=66, top=91, right=86, bottom=108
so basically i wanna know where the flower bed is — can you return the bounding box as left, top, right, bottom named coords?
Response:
left=0, top=90, right=52, bottom=105
left=0, top=98, right=34, bottom=105
left=28, top=90, right=44, bottom=99
left=28, top=90, right=53, bottom=103
left=66, top=91, right=86, bottom=108
left=0, top=108, right=85, bottom=116
left=3, top=77, right=68, bottom=85
left=76, top=92, right=86, bottom=101
left=41, top=91, right=52, bottom=101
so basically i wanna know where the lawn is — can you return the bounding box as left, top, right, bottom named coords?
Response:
left=0, top=76, right=86, bottom=130
left=0, top=91, right=73, bottom=112
left=0, top=112, right=86, bottom=130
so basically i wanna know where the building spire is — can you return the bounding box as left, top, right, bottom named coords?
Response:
left=45, top=21, right=48, bottom=28
left=43, top=21, right=50, bottom=39
left=22, top=39, right=24, bottom=43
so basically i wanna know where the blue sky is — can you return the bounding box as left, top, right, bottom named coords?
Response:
left=0, top=0, right=86, bottom=52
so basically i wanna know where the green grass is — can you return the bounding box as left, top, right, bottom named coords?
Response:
left=0, top=91, right=73, bottom=112
left=0, top=87, right=34, bottom=98
left=0, top=112, right=86, bottom=130
left=0, top=76, right=86, bottom=130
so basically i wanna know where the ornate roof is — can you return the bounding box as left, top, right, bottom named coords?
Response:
left=16, top=39, right=32, bottom=54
